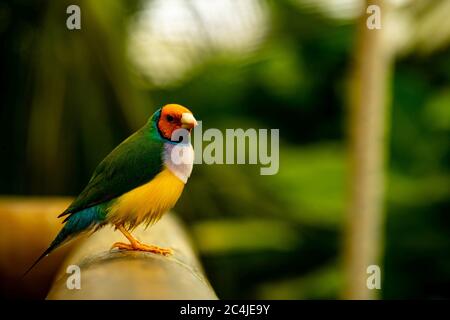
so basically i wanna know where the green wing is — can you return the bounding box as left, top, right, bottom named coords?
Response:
left=59, top=124, right=164, bottom=219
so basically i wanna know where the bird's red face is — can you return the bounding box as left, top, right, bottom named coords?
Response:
left=157, top=104, right=198, bottom=141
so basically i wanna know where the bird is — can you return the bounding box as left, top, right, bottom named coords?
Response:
left=25, top=104, right=198, bottom=274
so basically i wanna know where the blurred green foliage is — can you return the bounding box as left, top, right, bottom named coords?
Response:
left=0, top=0, right=449, bottom=299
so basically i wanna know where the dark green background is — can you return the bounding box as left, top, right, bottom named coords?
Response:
left=1, top=0, right=449, bottom=299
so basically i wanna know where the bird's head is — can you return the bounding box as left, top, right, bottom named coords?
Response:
left=156, top=104, right=198, bottom=142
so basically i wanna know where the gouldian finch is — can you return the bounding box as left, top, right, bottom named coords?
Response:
left=26, top=104, right=197, bottom=274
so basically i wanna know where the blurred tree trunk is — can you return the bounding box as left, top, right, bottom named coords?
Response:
left=343, top=0, right=392, bottom=299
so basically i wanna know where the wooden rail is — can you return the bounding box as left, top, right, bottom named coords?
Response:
left=0, top=197, right=217, bottom=300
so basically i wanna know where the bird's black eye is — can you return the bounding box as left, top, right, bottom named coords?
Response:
left=166, top=115, right=174, bottom=122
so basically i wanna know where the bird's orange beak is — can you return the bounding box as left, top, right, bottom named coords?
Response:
left=181, top=113, right=198, bottom=129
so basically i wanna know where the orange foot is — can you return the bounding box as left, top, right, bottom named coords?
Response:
left=111, top=241, right=172, bottom=256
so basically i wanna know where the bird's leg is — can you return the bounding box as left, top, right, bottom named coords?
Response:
left=111, top=224, right=172, bottom=256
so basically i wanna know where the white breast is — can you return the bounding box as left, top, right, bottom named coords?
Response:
left=163, top=142, right=194, bottom=184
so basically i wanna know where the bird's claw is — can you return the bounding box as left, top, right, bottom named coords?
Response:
left=111, top=241, right=172, bottom=256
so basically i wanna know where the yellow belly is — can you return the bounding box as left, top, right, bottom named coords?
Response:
left=107, top=167, right=185, bottom=230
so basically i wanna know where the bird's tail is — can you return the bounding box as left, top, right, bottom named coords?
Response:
left=22, top=244, right=58, bottom=277
left=23, top=206, right=102, bottom=277
left=22, top=227, right=71, bottom=277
